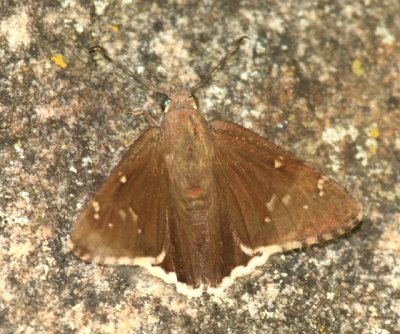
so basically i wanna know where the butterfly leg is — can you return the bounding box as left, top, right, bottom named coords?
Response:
left=125, top=109, right=161, bottom=127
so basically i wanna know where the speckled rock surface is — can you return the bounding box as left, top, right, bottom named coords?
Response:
left=1, top=1, right=399, bottom=333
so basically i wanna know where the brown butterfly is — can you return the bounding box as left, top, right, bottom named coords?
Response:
left=71, top=37, right=362, bottom=296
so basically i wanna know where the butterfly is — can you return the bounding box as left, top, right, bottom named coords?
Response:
left=70, top=37, right=362, bottom=296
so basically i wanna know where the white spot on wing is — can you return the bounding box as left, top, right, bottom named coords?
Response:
left=129, top=207, right=138, bottom=223
left=266, top=194, right=278, bottom=212
left=282, top=194, right=292, bottom=206
left=239, top=242, right=256, bottom=256
left=92, top=200, right=100, bottom=212
left=274, top=159, right=283, bottom=168
left=317, top=177, right=327, bottom=197
left=118, top=209, right=126, bottom=220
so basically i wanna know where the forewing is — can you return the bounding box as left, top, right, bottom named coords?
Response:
left=71, top=127, right=168, bottom=265
left=211, top=120, right=361, bottom=253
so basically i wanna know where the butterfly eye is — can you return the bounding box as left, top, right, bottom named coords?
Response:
left=160, top=96, right=169, bottom=111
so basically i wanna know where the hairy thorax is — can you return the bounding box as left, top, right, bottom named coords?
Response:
left=162, top=108, right=215, bottom=214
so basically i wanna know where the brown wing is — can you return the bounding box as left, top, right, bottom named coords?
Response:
left=70, top=127, right=168, bottom=265
left=210, top=120, right=361, bottom=254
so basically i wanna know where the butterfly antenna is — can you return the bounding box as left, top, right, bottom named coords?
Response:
left=89, top=45, right=169, bottom=96
left=190, top=36, right=249, bottom=93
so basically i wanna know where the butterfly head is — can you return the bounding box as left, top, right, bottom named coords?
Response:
left=160, top=88, right=199, bottom=113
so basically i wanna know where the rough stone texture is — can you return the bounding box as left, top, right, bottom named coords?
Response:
left=0, top=1, right=399, bottom=333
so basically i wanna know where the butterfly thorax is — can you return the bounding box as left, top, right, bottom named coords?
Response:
left=162, top=94, right=213, bottom=211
